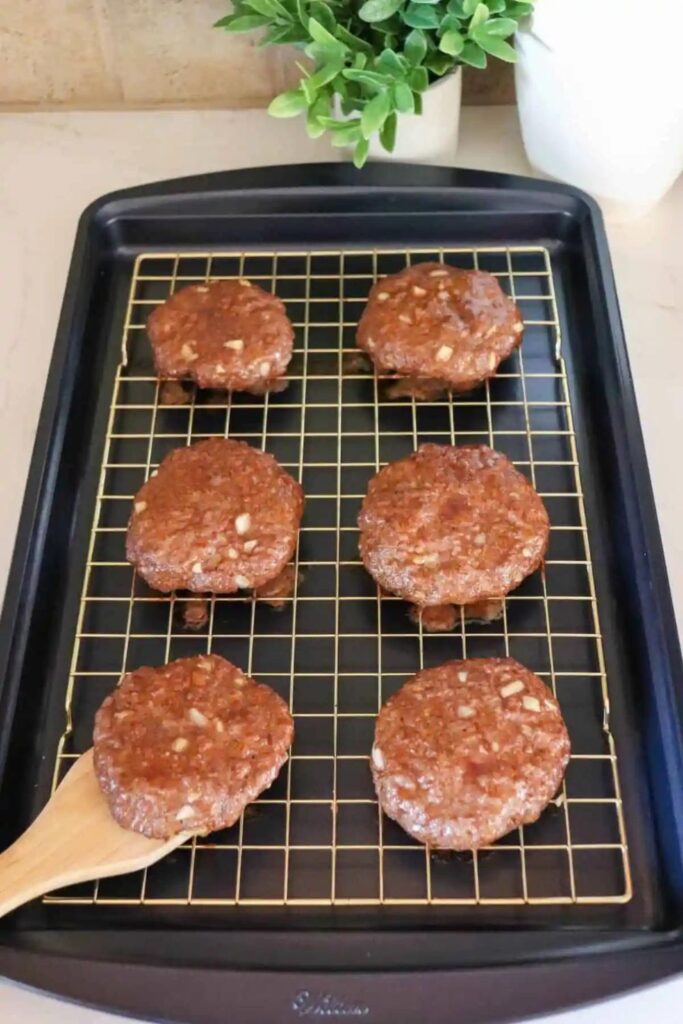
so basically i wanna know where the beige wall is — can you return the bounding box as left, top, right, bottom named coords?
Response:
left=0, top=0, right=513, bottom=109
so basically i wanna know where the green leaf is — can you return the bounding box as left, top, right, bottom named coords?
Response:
left=403, top=3, right=441, bottom=29
left=377, top=48, right=406, bottom=75
left=296, top=0, right=307, bottom=26
left=484, top=17, right=517, bottom=36
left=408, top=0, right=440, bottom=4
left=317, top=114, right=356, bottom=129
left=404, top=28, right=427, bottom=65
left=393, top=81, right=415, bottom=113
left=215, top=14, right=269, bottom=32
left=270, top=0, right=292, bottom=15
left=446, top=0, right=466, bottom=15
left=441, top=12, right=461, bottom=30
left=328, top=118, right=362, bottom=146
left=336, top=118, right=363, bottom=134
left=358, top=0, right=404, bottom=23
left=408, top=65, right=429, bottom=91
left=306, top=112, right=326, bottom=138
left=460, top=39, right=487, bottom=67
left=243, top=0, right=289, bottom=17
left=361, top=90, right=392, bottom=138
left=268, top=89, right=309, bottom=117
left=353, top=137, right=370, bottom=168
left=505, top=2, right=533, bottom=17
left=308, top=16, right=344, bottom=47
left=380, top=112, right=398, bottom=153
left=307, top=57, right=345, bottom=91
left=310, top=1, right=338, bottom=32
left=439, top=28, right=464, bottom=55
left=472, top=28, right=517, bottom=60
left=462, top=0, right=479, bottom=13
left=426, top=52, right=454, bottom=75
left=413, top=91, right=423, bottom=115
left=331, top=130, right=361, bottom=148
left=260, top=24, right=308, bottom=45
left=331, top=135, right=356, bottom=148
left=487, top=0, right=506, bottom=11
left=301, top=76, right=318, bottom=104
left=469, top=3, right=490, bottom=31
left=335, top=24, right=375, bottom=53
left=306, top=91, right=331, bottom=138
left=343, top=68, right=389, bottom=88
left=305, top=40, right=345, bottom=63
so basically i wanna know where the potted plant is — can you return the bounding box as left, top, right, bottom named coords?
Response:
left=515, top=0, right=683, bottom=217
left=216, top=0, right=534, bottom=166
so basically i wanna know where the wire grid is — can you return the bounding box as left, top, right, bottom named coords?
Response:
left=46, top=245, right=631, bottom=908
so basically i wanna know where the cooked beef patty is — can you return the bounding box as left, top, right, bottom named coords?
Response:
left=358, top=443, right=549, bottom=608
left=371, top=658, right=570, bottom=849
left=408, top=599, right=504, bottom=633
left=127, top=437, right=303, bottom=593
left=94, top=654, right=294, bottom=840
left=356, top=262, right=523, bottom=392
left=147, top=279, right=294, bottom=392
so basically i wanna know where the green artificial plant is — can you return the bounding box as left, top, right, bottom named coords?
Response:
left=216, top=1, right=534, bottom=166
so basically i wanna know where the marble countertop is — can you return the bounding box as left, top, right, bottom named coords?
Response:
left=0, top=106, right=681, bottom=1024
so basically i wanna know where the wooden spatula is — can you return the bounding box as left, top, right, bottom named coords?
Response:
left=0, top=749, right=188, bottom=918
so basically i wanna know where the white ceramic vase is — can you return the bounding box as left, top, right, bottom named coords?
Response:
left=515, top=0, right=683, bottom=218
left=338, top=69, right=462, bottom=165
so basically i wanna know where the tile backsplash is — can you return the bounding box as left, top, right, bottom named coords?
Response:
left=0, top=0, right=514, bottom=109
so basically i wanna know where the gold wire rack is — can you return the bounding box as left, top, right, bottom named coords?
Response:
left=46, top=245, right=631, bottom=908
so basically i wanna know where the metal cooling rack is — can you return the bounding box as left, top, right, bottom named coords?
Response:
left=47, top=245, right=631, bottom=908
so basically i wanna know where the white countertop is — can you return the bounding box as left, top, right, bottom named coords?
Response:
left=0, top=106, right=681, bottom=1023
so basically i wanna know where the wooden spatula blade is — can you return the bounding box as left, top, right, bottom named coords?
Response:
left=0, top=749, right=188, bottom=918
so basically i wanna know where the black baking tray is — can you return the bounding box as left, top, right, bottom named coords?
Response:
left=0, top=164, right=682, bottom=1023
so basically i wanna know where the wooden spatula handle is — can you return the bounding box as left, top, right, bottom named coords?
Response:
left=0, top=821, right=74, bottom=918
left=0, top=750, right=185, bottom=918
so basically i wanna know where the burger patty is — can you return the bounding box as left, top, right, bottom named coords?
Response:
left=358, top=444, right=549, bottom=608
left=371, top=658, right=570, bottom=849
left=408, top=599, right=504, bottom=633
left=93, top=654, right=294, bottom=840
left=127, top=437, right=303, bottom=593
left=147, top=279, right=294, bottom=392
left=356, top=262, right=523, bottom=392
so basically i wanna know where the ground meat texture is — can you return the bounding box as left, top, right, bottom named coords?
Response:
left=127, top=438, right=303, bottom=593
left=254, top=564, right=300, bottom=608
left=358, top=444, right=549, bottom=607
left=372, top=658, right=570, bottom=849
left=356, top=262, right=523, bottom=392
left=410, top=603, right=459, bottom=632
left=159, top=379, right=191, bottom=405
left=181, top=598, right=209, bottom=631
left=409, top=599, right=504, bottom=632
left=93, top=654, right=294, bottom=840
left=385, top=378, right=449, bottom=401
left=147, top=279, right=294, bottom=392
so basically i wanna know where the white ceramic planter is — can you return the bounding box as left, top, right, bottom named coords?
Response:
left=337, top=69, right=461, bottom=165
left=372, top=68, right=461, bottom=163
left=515, top=0, right=683, bottom=218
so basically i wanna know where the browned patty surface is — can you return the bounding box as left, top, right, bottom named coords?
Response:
left=356, top=262, right=523, bottom=392
left=409, top=599, right=504, bottom=632
left=93, top=654, right=294, bottom=840
left=372, top=658, right=570, bottom=849
left=127, top=438, right=303, bottom=593
left=147, top=279, right=294, bottom=392
left=358, top=444, right=549, bottom=607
